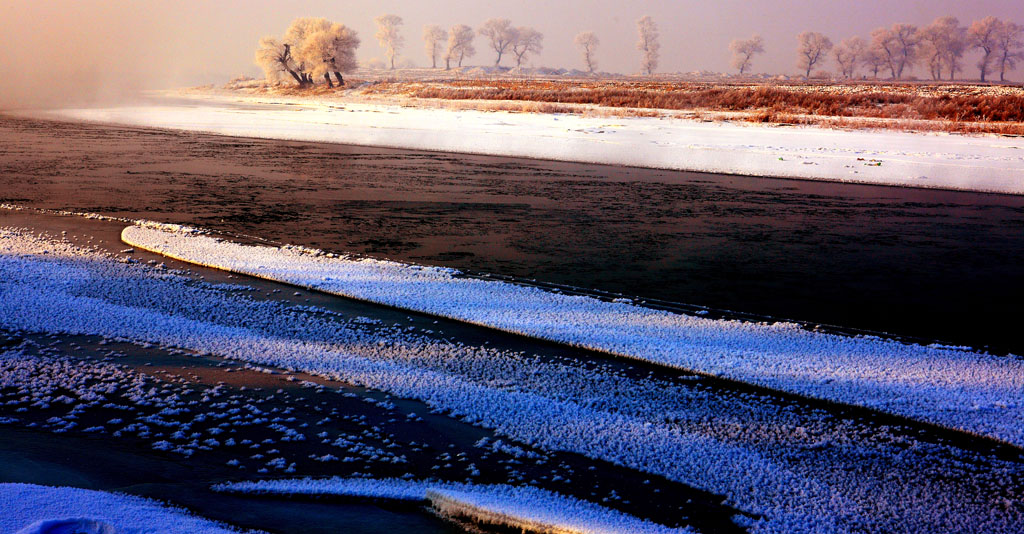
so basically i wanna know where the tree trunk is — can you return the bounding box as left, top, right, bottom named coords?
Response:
left=324, top=73, right=333, bottom=88
left=495, top=50, right=503, bottom=66
left=286, top=69, right=304, bottom=85
left=446, top=56, right=451, bottom=70
left=333, top=72, right=344, bottom=86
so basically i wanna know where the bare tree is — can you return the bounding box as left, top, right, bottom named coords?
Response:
left=729, top=35, right=765, bottom=74
left=574, top=31, right=600, bottom=73
left=423, top=25, right=446, bottom=68
left=374, top=14, right=404, bottom=70
left=511, top=27, right=543, bottom=68
left=636, top=16, right=660, bottom=75
left=445, top=24, right=476, bottom=69
left=833, top=37, right=866, bottom=78
left=995, top=21, right=1024, bottom=82
left=478, top=18, right=518, bottom=66
left=296, top=24, right=360, bottom=87
left=969, top=16, right=1002, bottom=82
left=796, top=32, right=832, bottom=77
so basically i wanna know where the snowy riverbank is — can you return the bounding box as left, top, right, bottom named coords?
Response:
left=3, top=216, right=1023, bottom=534
left=26, top=90, right=1024, bottom=194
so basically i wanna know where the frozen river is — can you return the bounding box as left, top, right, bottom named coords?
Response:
left=2, top=113, right=1024, bottom=353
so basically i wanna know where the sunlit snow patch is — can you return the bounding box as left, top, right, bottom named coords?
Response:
left=216, top=477, right=694, bottom=534
left=123, top=223, right=1024, bottom=447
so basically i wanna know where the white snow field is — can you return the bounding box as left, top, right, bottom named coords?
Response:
left=122, top=223, right=1024, bottom=449
left=1, top=483, right=254, bottom=534
left=34, top=91, right=1024, bottom=194
left=3, top=223, right=1024, bottom=534
left=216, top=478, right=694, bottom=534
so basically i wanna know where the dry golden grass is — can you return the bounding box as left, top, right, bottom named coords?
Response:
left=356, top=79, right=1024, bottom=135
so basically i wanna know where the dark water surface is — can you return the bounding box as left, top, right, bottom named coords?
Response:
left=3, top=114, right=1023, bottom=352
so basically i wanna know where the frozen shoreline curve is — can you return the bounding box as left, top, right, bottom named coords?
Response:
left=123, top=223, right=1024, bottom=448
left=25, top=90, right=1024, bottom=195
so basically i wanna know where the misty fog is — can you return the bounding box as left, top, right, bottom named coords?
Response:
left=1, top=0, right=1021, bottom=109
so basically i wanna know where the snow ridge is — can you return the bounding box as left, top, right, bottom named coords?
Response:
left=122, top=224, right=1024, bottom=448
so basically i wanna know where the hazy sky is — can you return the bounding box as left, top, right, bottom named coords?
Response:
left=1, top=0, right=1022, bottom=107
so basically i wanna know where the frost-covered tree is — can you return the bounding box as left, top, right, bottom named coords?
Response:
left=870, top=27, right=898, bottom=78
left=892, top=24, right=921, bottom=78
left=256, top=17, right=360, bottom=87
left=969, top=17, right=1002, bottom=82
left=511, top=27, right=543, bottom=68
left=282, top=17, right=334, bottom=84
left=296, top=24, right=360, bottom=87
left=729, top=35, right=765, bottom=74
left=375, top=14, right=404, bottom=70
left=574, top=31, right=599, bottom=73
left=255, top=37, right=304, bottom=85
left=920, top=16, right=966, bottom=80
left=445, top=24, right=476, bottom=69
left=478, top=18, right=518, bottom=66
left=863, top=47, right=887, bottom=78
left=636, top=15, right=660, bottom=75
left=796, top=32, right=832, bottom=77
left=423, top=25, right=446, bottom=68
left=833, top=37, right=866, bottom=78
left=870, top=24, right=920, bottom=79
left=994, top=21, right=1023, bottom=82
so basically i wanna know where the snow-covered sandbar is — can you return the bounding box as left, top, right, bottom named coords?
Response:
left=216, top=478, right=694, bottom=534
left=30, top=90, right=1024, bottom=194
left=123, top=223, right=1024, bottom=448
